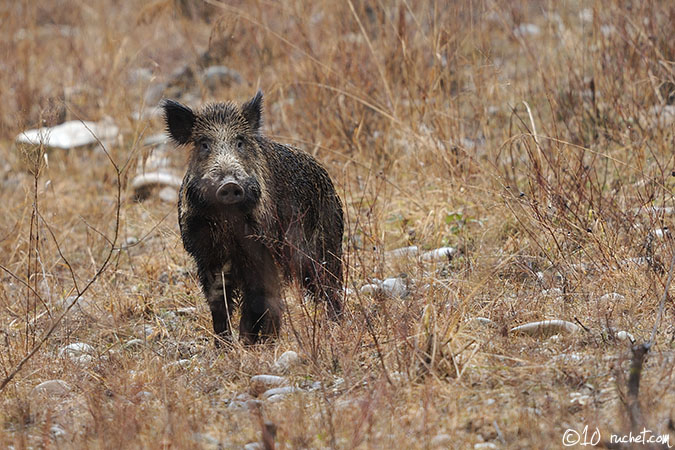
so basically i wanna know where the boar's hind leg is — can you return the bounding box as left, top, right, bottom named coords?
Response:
left=201, top=266, right=235, bottom=346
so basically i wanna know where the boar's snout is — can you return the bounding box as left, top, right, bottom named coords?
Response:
left=216, top=177, right=245, bottom=204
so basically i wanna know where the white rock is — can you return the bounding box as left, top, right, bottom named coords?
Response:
left=599, top=293, right=625, bottom=302
left=273, top=350, right=301, bottom=373
left=615, top=330, right=635, bottom=342
left=130, top=172, right=182, bottom=191
left=158, top=187, right=178, bottom=203
left=420, top=247, right=456, bottom=261
left=474, top=443, right=497, bottom=449
left=514, top=23, right=540, bottom=36
left=175, top=307, right=197, bottom=316
left=250, top=375, right=288, bottom=396
left=651, top=228, right=671, bottom=239
left=243, top=443, right=263, bottom=450
left=31, top=380, right=71, bottom=397
left=164, top=359, right=192, bottom=370
left=360, top=283, right=379, bottom=295
left=430, top=433, right=452, bottom=447
left=634, top=206, right=674, bottom=216
left=202, top=65, right=243, bottom=90
left=262, top=386, right=302, bottom=400
left=385, top=246, right=418, bottom=258
left=136, top=324, right=155, bottom=338
left=471, top=317, right=495, bottom=326
left=50, top=424, right=67, bottom=439
left=59, top=342, right=95, bottom=359
left=16, top=120, right=118, bottom=149
left=381, top=277, right=408, bottom=297
left=510, top=320, right=580, bottom=337
left=124, top=338, right=145, bottom=350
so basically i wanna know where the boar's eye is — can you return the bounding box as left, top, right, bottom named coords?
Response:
left=235, top=137, right=244, bottom=150
left=198, top=140, right=209, bottom=154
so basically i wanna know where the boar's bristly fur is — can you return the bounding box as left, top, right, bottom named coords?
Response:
left=162, top=92, right=343, bottom=345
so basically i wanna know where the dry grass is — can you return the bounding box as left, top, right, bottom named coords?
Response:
left=0, top=0, right=674, bottom=448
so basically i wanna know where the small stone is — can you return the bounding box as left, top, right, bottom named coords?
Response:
left=136, top=391, right=153, bottom=401
left=261, top=386, right=301, bottom=400
left=273, top=350, right=300, bottom=373
left=192, top=432, right=221, bottom=450
left=59, top=342, right=95, bottom=359
left=600, top=293, right=625, bottom=302
left=15, top=120, right=119, bottom=149
left=514, top=23, right=540, bottom=36
left=471, top=317, right=494, bottom=326
left=420, top=247, right=456, bottom=261
left=131, top=172, right=182, bottom=201
left=243, top=443, right=263, bottom=450
left=250, top=375, right=288, bottom=396
left=430, top=434, right=452, bottom=448
left=201, top=65, right=243, bottom=91
left=616, top=330, right=635, bottom=342
left=159, top=187, right=178, bottom=204
left=175, top=307, right=197, bottom=316
left=50, top=424, right=67, bottom=439
left=474, top=443, right=497, bottom=449
left=124, top=338, right=145, bottom=350
left=164, top=359, right=192, bottom=370
left=510, top=320, right=580, bottom=337
left=385, top=246, right=418, bottom=258
left=359, top=283, right=379, bottom=295
left=31, top=380, right=71, bottom=397
left=380, top=277, right=408, bottom=298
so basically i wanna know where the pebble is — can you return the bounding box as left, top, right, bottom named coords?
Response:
left=273, top=350, right=301, bottom=373
left=175, top=307, right=197, bottom=316
left=15, top=120, right=119, bottom=149
left=192, top=432, right=221, bottom=450
left=202, top=65, right=243, bottom=90
left=385, top=246, right=418, bottom=258
left=599, top=293, right=625, bottom=302
left=124, top=338, right=145, bottom=350
left=130, top=172, right=182, bottom=193
left=380, top=277, right=408, bottom=297
left=420, top=247, right=456, bottom=261
left=474, top=443, right=497, bottom=449
left=250, top=375, right=288, bottom=397
left=50, top=424, right=67, bottom=439
left=261, top=386, right=302, bottom=400
left=243, top=443, right=263, bottom=450
left=430, top=434, right=453, bottom=447
left=31, top=380, right=71, bottom=397
left=59, top=342, right=95, bottom=359
left=164, top=359, right=192, bottom=370
left=615, top=330, right=635, bottom=342
left=514, top=23, right=540, bottom=36
left=159, top=187, right=178, bottom=203
left=510, top=320, right=580, bottom=337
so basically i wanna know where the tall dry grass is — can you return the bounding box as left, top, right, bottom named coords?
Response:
left=0, top=0, right=673, bottom=448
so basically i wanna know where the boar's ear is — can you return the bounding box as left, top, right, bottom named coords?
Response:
left=162, top=99, right=195, bottom=145
left=241, top=91, right=263, bottom=132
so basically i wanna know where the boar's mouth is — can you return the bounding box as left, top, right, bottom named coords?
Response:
left=184, top=176, right=261, bottom=215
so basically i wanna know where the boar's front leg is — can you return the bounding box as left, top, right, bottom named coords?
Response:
left=238, top=242, right=282, bottom=344
left=199, top=263, right=235, bottom=346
